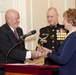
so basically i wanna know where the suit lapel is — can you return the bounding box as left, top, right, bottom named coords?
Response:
left=5, top=23, right=20, bottom=41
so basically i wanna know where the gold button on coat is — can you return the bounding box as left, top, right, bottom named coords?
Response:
left=52, top=46, right=54, bottom=48
left=52, top=40, right=54, bottom=43
left=52, top=29, right=54, bottom=31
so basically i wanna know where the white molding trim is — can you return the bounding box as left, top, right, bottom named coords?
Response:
left=64, top=0, right=67, bottom=10
left=48, top=0, right=51, bottom=8
left=30, top=0, right=33, bottom=30
left=30, top=0, right=34, bottom=49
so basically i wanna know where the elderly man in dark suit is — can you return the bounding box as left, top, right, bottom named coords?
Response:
left=0, top=9, right=41, bottom=64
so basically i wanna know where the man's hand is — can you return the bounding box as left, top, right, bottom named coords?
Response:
left=39, top=47, right=52, bottom=58
left=31, top=51, right=42, bottom=59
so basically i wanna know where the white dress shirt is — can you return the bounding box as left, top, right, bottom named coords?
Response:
left=9, top=26, right=31, bottom=59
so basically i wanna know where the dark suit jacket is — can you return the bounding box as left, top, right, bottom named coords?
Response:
left=0, top=23, right=27, bottom=63
left=48, top=31, right=76, bottom=75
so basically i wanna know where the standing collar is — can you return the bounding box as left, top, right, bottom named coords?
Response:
left=50, top=23, right=59, bottom=28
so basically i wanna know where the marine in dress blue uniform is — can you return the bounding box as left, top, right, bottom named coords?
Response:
left=37, top=23, right=68, bottom=65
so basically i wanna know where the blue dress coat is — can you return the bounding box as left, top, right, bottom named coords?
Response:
left=47, top=31, right=76, bottom=75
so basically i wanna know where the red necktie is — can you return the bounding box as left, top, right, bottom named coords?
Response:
left=14, top=30, right=19, bottom=39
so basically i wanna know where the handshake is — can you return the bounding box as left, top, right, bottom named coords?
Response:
left=31, top=47, right=52, bottom=59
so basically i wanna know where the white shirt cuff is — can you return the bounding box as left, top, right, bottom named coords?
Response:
left=26, top=51, right=31, bottom=59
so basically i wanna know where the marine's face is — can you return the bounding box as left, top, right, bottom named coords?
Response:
left=47, top=10, right=58, bottom=26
